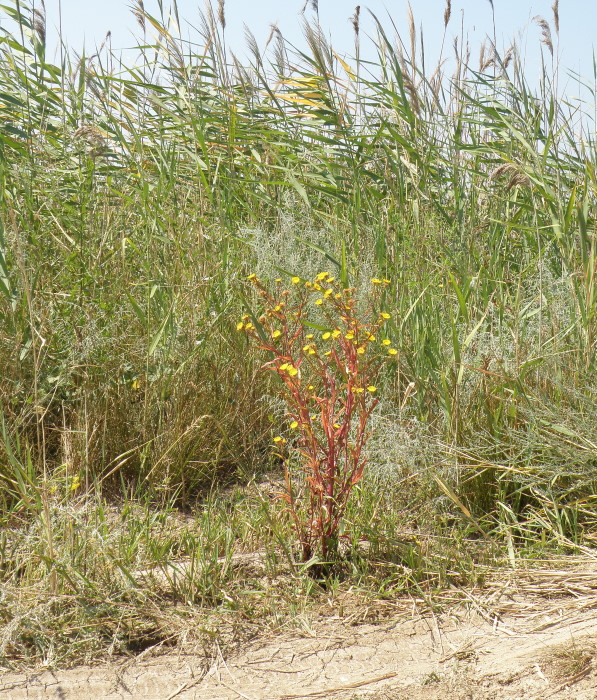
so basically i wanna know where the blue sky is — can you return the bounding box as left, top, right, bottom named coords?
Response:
left=3, top=1, right=596, bottom=93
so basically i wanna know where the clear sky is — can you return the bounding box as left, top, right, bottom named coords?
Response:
left=3, top=1, right=596, bottom=94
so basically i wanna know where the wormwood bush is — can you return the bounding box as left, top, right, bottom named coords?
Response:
left=239, top=272, right=397, bottom=562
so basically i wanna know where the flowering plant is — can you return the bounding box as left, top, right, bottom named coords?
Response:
left=238, top=272, right=396, bottom=562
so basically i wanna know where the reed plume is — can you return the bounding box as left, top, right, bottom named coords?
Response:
left=534, top=16, right=553, bottom=56
left=33, top=0, right=46, bottom=47
left=443, top=0, right=452, bottom=29
left=132, top=0, right=146, bottom=33
left=218, top=0, right=225, bottom=30
left=552, top=0, right=559, bottom=35
left=351, top=6, right=361, bottom=37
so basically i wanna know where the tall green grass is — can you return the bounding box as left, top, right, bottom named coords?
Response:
left=0, top=0, right=596, bottom=637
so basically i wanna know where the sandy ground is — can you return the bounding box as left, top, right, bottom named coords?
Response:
left=3, top=558, right=597, bottom=700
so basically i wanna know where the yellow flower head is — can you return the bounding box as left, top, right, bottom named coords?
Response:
left=382, top=339, right=391, bottom=346
left=345, top=331, right=354, bottom=340
left=290, top=421, right=299, bottom=429
left=316, top=272, right=329, bottom=281
left=287, top=366, right=298, bottom=376
left=273, top=436, right=286, bottom=444
left=380, top=312, right=391, bottom=320
left=331, top=330, right=341, bottom=338
left=292, top=276, right=301, bottom=284
left=245, top=322, right=254, bottom=330
left=388, top=348, right=398, bottom=355
left=322, top=332, right=331, bottom=340
left=324, top=289, right=333, bottom=298
left=371, top=278, right=383, bottom=284
left=272, top=330, right=281, bottom=338
left=236, top=322, right=244, bottom=331
left=275, top=278, right=282, bottom=283
left=247, top=273, right=256, bottom=280
left=357, top=347, right=366, bottom=355
left=352, top=387, right=364, bottom=394
left=306, top=334, right=314, bottom=339
left=367, top=386, right=377, bottom=393
left=314, top=299, right=324, bottom=306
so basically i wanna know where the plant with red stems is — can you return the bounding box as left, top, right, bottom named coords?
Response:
left=238, top=272, right=396, bottom=563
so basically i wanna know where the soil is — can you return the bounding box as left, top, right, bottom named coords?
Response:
left=2, top=560, right=597, bottom=700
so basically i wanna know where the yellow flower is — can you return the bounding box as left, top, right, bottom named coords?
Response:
left=242, top=314, right=250, bottom=321
left=279, top=362, right=289, bottom=371
left=287, top=366, right=298, bottom=376
left=382, top=339, right=391, bottom=346
left=388, top=348, right=398, bottom=355
left=292, top=276, right=301, bottom=284
left=272, top=330, right=281, bottom=338
left=380, top=312, right=391, bottom=319
left=333, top=423, right=341, bottom=429
left=247, top=273, right=256, bottom=280
left=327, top=277, right=335, bottom=283
left=236, top=322, right=244, bottom=331
left=352, top=387, right=364, bottom=394
left=245, top=322, right=254, bottom=330
left=324, top=351, right=331, bottom=356
left=316, top=272, right=329, bottom=281
left=308, top=385, right=315, bottom=391
left=290, top=421, right=299, bottom=429
left=305, top=281, right=312, bottom=287
left=383, top=279, right=391, bottom=284
left=322, top=332, right=331, bottom=340
left=331, top=330, right=341, bottom=338
left=308, top=348, right=316, bottom=355
left=367, top=334, right=376, bottom=341
left=275, top=278, right=282, bottom=283
left=335, top=293, right=342, bottom=299
left=345, top=332, right=354, bottom=340
left=71, top=476, right=81, bottom=492
left=324, top=289, right=333, bottom=298
left=273, top=436, right=286, bottom=444
left=314, top=299, right=324, bottom=306
left=313, top=283, right=322, bottom=291
left=303, top=345, right=311, bottom=352
left=357, top=347, right=365, bottom=355
left=371, top=278, right=382, bottom=284
left=306, top=333, right=314, bottom=339
left=367, top=386, right=377, bottom=393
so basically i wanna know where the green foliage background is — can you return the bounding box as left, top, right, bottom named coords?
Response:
left=1, top=0, right=596, bottom=539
